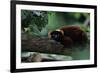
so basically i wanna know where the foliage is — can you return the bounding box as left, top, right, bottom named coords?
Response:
left=21, top=10, right=48, bottom=31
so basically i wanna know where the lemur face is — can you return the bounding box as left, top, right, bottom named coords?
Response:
left=50, top=31, right=63, bottom=42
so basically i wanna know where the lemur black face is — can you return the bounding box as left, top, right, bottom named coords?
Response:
left=50, top=31, right=63, bottom=42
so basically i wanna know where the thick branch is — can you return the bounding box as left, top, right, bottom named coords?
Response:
left=21, top=35, right=72, bottom=55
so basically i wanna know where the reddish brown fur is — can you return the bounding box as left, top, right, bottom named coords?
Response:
left=60, top=26, right=88, bottom=47
left=49, top=26, right=88, bottom=48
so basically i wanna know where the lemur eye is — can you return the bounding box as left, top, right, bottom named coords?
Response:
left=52, top=34, right=58, bottom=38
left=52, top=34, right=55, bottom=37
left=51, top=35, right=55, bottom=38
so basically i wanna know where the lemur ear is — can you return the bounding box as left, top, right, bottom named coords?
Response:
left=56, top=29, right=64, bottom=35
left=48, top=31, right=51, bottom=39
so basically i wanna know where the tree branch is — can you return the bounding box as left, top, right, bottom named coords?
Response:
left=21, top=35, right=72, bottom=55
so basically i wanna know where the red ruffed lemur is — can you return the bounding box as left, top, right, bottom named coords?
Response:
left=48, top=26, right=88, bottom=48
